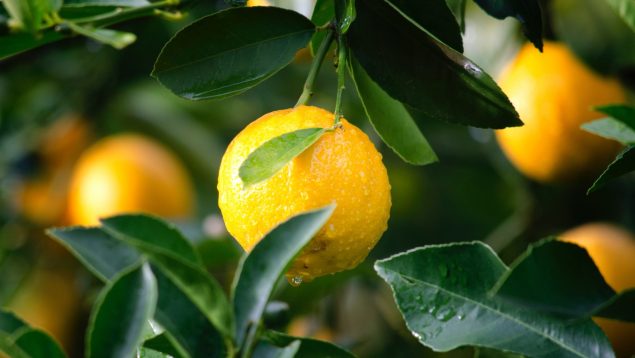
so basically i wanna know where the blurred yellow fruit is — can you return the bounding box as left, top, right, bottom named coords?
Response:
left=67, top=134, right=195, bottom=225
left=496, top=42, right=626, bottom=183
left=16, top=115, right=92, bottom=226
left=560, top=223, right=635, bottom=357
left=218, top=106, right=391, bottom=282
left=6, top=266, right=80, bottom=351
left=246, top=0, right=270, bottom=6
left=288, top=316, right=334, bottom=342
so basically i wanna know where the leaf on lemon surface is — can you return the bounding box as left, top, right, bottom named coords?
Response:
left=239, top=127, right=326, bottom=187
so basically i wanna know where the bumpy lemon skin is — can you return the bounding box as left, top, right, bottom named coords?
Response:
left=68, top=134, right=194, bottom=226
left=218, top=106, right=391, bottom=281
left=560, top=223, right=635, bottom=357
left=496, top=42, right=625, bottom=183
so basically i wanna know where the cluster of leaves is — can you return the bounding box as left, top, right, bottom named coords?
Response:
left=151, top=0, right=545, bottom=186
left=0, top=0, right=184, bottom=59
left=0, top=208, right=358, bottom=358
left=582, top=106, right=635, bottom=194
left=376, top=239, right=635, bottom=357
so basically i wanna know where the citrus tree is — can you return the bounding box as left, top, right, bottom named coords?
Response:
left=1, top=0, right=635, bottom=357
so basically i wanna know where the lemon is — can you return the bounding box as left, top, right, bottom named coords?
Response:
left=560, top=223, right=635, bottom=357
left=496, top=41, right=625, bottom=183
left=218, top=106, right=391, bottom=282
left=67, top=134, right=194, bottom=225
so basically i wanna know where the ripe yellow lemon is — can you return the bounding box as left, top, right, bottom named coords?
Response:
left=560, top=223, right=635, bottom=357
left=246, top=0, right=270, bottom=6
left=496, top=42, right=626, bottom=183
left=67, top=134, right=194, bottom=225
left=218, top=106, right=391, bottom=282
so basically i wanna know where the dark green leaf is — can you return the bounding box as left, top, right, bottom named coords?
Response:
left=86, top=262, right=157, bottom=358
left=0, top=310, right=27, bottom=334
left=588, top=145, right=635, bottom=194
left=153, top=269, right=228, bottom=358
left=582, top=118, right=635, bottom=145
left=310, top=0, right=334, bottom=55
left=552, top=0, right=635, bottom=74
left=47, top=227, right=140, bottom=282
left=153, top=7, right=315, bottom=100
left=253, top=339, right=301, bottom=358
left=233, top=205, right=335, bottom=344
left=13, top=329, right=67, bottom=358
left=101, top=215, right=233, bottom=339
left=445, top=0, right=467, bottom=33
left=66, top=22, right=136, bottom=49
left=473, top=0, right=543, bottom=50
left=239, top=128, right=326, bottom=187
left=597, top=104, right=635, bottom=124
left=605, top=0, right=635, bottom=32
left=388, top=0, right=463, bottom=52
left=375, top=242, right=614, bottom=357
left=594, top=289, right=635, bottom=323
left=335, top=0, right=355, bottom=34
left=100, top=214, right=201, bottom=266
left=263, top=330, right=355, bottom=358
left=144, top=333, right=188, bottom=358
left=348, top=0, right=521, bottom=129
left=0, top=334, right=29, bottom=358
left=0, top=29, right=64, bottom=61
left=492, top=239, right=616, bottom=317
left=3, top=0, right=47, bottom=33
left=63, top=0, right=150, bottom=7
left=349, top=56, right=437, bottom=165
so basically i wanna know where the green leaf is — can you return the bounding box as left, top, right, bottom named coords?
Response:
left=66, top=22, right=137, bottom=49
left=587, top=145, right=635, bottom=194
left=552, top=0, right=635, bottom=74
left=348, top=0, right=521, bottom=129
left=582, top=118, right=635, bottom=145
left=492, top=239, right=616, bottom=317
left=253, top=339, right=301, bottom=358
left=3, top=0, right=48, bottom=33
left=262, top=330, right=355, bottom=358
left=239, top=127, right=326, bottom=187
left=153, top=269, right=228, bottom=358
left=47, top=227, right=141, bottom=282
left=0, top=334, right=29, bottom=358
left=445, top=0, right=467, bottom=33
left=100, top=215, right=201, bottom=266
left=334, top=0, right=355, bottom=34
left=597, top=104, right=635, bottom=125
left=310, top=0, right=334, bottom=56
left=594, top=289, right=635, bottom=323
left=233, top=205, right=335, bottom=345
left=63, top=0, right=150, bottom=7
left=375, top=242, right=614, bottom=357
left=144, top=333, right=188, bottom=358
left=152, top=7, right=315, bottom=100
left=86, top=262, right=158, bottom=358
left=605, top=0, right=635, bottom=32
left=12, top=329, right=67, bottom=358
left=387, top=0, right=463, bottom=52
left=0, top=310, right=28, bottom=334
left=101, top=215, right=233, bottom=339
left=349, top=56, right=437, bottom=165
left=473, top=0, right=543, bottom=51
left=0, top=30, right=65, bottom=61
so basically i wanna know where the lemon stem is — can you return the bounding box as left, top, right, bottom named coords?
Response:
left=333, top=34, right=347, bottom=125
left=295, top=27, right=335, bottom=107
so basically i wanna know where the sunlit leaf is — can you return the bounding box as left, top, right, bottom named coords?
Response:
left=239, top=127, right=326, bottom=187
